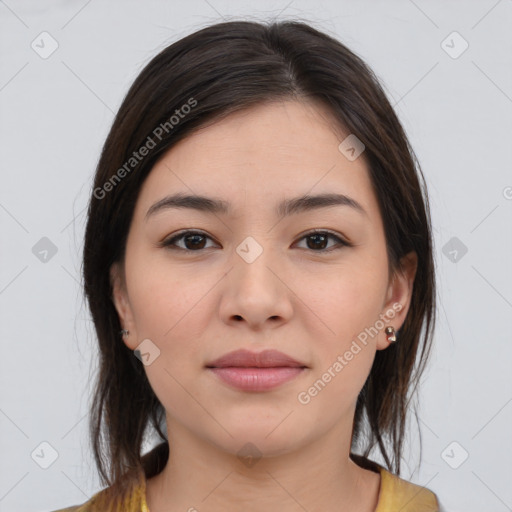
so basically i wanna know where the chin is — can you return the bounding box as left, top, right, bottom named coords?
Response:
left=213, top=432, right=302, bottom=460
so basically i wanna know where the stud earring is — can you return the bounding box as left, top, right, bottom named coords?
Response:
left=120, top=329, right=130, bottom=337
left=385, top=326, right=397, bottom=344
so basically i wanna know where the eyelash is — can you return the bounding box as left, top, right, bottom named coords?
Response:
left=160, top=229, right=352, bottom=253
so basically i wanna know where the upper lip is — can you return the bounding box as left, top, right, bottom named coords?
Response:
left=206, top=349, right=307, bottom=368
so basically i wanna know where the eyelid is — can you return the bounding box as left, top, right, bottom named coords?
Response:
left=294, top=228, right=352, bottom=248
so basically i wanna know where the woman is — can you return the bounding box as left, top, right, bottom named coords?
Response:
left=53, top=19, right=440, bottom=511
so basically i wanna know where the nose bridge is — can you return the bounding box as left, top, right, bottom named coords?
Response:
left=232, top=233, right=278, bottom=290
left=221, top=232, right=291, bottom=322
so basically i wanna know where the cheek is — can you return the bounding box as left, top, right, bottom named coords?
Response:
left=129, top=268, right=216, bottom=419
left=297, top=265, right=384, bottom=393
left=300, top=263, right=386, bottom=341
left=126, top=273, right=226, bottom=413
left=126, top=248, right=212, bottom=341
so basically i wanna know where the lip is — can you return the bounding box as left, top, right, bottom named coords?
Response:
left=206, top=349, right=306, bottom=369
left=205, top=349, right=308, bottom=392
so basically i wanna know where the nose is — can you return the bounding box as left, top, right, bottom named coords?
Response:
left=219, top=240, right=293, bottom=330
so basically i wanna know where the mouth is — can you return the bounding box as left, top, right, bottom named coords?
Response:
left=205, top=348, right=307, bottom=369
left=205, top=349, right=308, bottom=392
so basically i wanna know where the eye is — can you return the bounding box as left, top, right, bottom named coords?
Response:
left=161, top=230, right=218, bottom=251
left=294, top=230, right=352, bottom=252
left=161, top=229, right=351, bottom=253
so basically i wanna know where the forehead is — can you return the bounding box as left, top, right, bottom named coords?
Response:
left=133, top=100, right=378, bottom=221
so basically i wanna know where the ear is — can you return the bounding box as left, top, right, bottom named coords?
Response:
left=376, top=251, right=418, bottom=351
left=110, top=262, right=138, bottom=350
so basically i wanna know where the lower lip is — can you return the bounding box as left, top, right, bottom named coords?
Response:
left=208, top=367, right=306, bottom=391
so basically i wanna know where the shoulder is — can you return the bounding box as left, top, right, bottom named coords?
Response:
left=350, top=454, right=439, bottom=512
left=50, top=443, right=167, bottom=512
left=49, top=467, right=147, bottom=512
left=47, top=487, right=110, bottom=512
left=376, top=467, right=439, bottom=512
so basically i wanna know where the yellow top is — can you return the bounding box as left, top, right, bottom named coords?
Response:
left=52, top=445, right=439, bottom=512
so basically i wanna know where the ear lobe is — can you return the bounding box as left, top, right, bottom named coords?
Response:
left=377, top=251, right=418, bottom=350
left=109, top=262, right=137, bottom=348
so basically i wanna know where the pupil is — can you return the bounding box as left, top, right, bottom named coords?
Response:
left=309, top=234, right=327, bottom=250
left=186, top=234, right=205, bottom=249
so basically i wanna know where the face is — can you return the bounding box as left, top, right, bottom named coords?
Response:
left=110, top=99, right=417, bottom=458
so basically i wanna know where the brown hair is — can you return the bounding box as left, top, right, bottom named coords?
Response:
left=82, top=19, right=436, bottom=489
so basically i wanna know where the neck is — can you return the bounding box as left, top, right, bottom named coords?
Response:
left=145, top=418, right=381, bottom=512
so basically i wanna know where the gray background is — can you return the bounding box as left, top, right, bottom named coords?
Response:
left=1, top=1, right=511, bottom=511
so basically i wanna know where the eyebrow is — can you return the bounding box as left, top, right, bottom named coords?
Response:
left=145, top=192, right=367, bottom=221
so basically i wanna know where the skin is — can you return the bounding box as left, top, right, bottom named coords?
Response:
left=110, top=99, right=417, bottom=512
